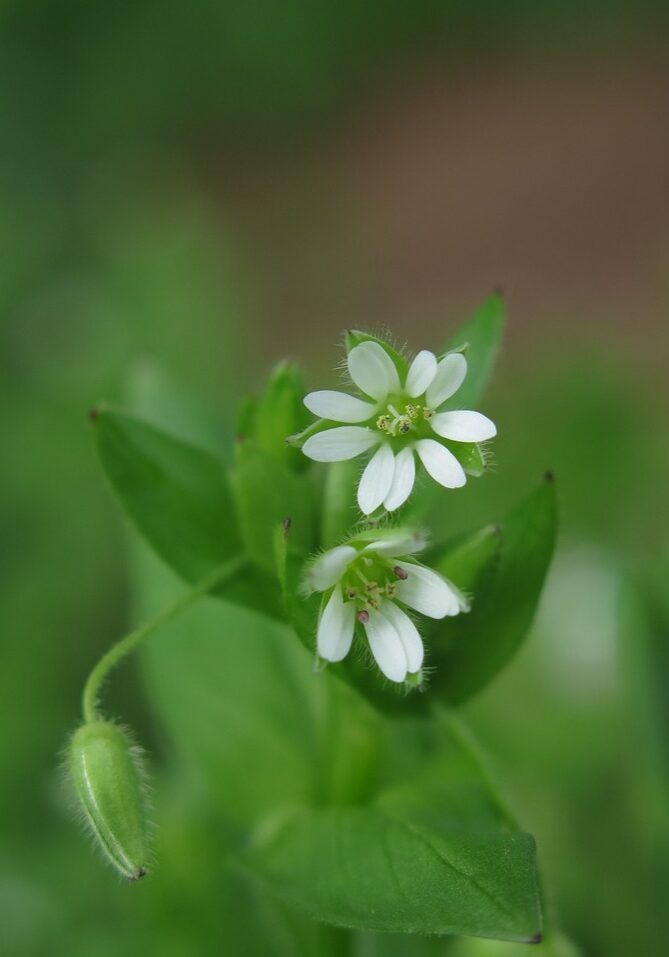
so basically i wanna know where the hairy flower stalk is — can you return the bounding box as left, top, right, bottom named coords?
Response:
left=295, top=338, right=497, bottom=515
left=304, top=530, right=469, bottom=684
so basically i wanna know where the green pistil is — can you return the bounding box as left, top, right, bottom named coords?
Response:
left=343, top=554, right=405, bottom=615
left=374, top=398, right=434, bottom=437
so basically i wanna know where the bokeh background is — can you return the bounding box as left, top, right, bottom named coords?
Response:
left=1, top=3, right=668, bottom=955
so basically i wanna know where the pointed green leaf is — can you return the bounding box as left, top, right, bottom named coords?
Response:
left=242, top=729, right=542, bottom=942
left=254, top=361, right=311, bottom=471
left=428, top=477, right=557, bottom=704
left=94, top=406, right=242, bottom=583
left=445, top=293, right=505, bottom=408
left=232, top=438, right=317, bottom=576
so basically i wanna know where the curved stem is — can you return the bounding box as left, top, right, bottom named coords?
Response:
left=82, top=556, right=246, bottom=723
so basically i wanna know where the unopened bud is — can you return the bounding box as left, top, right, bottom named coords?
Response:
left=68, top=721, right=150, bottom=881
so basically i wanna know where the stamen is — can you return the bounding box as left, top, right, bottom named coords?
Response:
left=357, top=610, right=370, bottom=623
left=376, top=414, right=391, bottom=432
left=422, top=406, right=434, bottom=421
left=393, top=565, right=409, bottom=580
left=405, top=403, right=420, bottom=420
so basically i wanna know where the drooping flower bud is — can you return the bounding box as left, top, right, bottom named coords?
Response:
left=68, top=721, right=150, bottom=881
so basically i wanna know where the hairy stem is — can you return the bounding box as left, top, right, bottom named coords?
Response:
left=82, top=556, right=246, bottom=723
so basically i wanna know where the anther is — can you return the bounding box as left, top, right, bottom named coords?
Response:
left=422, top=407, right=434, bottom=420
left=346, top=587, right=358, bottom=600
left=393, top=566, right=409, bottom=580
left=376, top=414, right=391, bottom=432
left=397, top=417, right=411, bottom=434
left=386, top=583, right=397, bottom=598
left=405, top=403, right=420, bottom=420
left=357, top=610, right=370, bottom=623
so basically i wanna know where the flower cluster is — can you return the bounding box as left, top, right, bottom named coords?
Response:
left=300, top=339, right=496, bottom=515
left=304, top=531, right=468, bottom=684
left=293, top=333, right=496, bottom=686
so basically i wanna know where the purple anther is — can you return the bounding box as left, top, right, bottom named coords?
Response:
left=393, top=566, right=409, bottom=580
left=357, top=610, right=370, bottom=624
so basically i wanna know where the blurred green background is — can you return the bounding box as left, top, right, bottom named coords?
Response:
left=1, top=2, right=668, bottom=955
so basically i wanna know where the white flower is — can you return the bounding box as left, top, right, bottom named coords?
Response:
left=306, top=532, right=469, bottom=684
left=299, top=339, right=496, bottom=515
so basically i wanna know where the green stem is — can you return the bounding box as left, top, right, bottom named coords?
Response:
left=82, top=556, right=246, bottom=723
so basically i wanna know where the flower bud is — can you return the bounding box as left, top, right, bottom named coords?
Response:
left=68, top=721, right=149, bottom=881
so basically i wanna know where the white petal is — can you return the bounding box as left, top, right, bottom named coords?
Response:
left=317, top=587, right=356, bottom=662
left=395, top=562, right=469, bottom=619
left=357, top=443, right=395, bottom=515
left=415, top=439, right=466, bottom=488
left=382, top=446, right=416, bottom=512
left=364, top=611, right=407, bottom=683
left=309, top=545, right=357, bottom=592
left=303, top=390, right=378, bottom=424
left=379, top=601, right=424, bottom=673
left=347, top=341, right=400, bottom=401
left=303, top=427, right=379, bottom=462
left=430, top=410, right=497, bottom=442
left=405, top=350, right=438, bottom=398
left=426, top=353, right=467, bottom=409
left=363, top=528, right=427, bottom=557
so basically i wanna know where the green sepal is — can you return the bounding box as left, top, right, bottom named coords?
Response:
left=286, top=417, right=341, bottom=451
left=445, top=440, right=489, bottom=477
left=68, top=721, right=149, bottom=881
left=345, top=330, right=409, bottom=381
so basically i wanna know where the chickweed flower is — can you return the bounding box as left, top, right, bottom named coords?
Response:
left=299, top=338, right=496, bottom=515
left=304, top=529, right=469, bottom=684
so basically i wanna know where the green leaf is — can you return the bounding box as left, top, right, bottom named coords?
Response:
left=94, top=405, right=242, bottom=583
left=445, top=293, right=505, bottom=409
left=320, top=460, right=360, bottom=548
left=254, top=361, right=311, bottom=471
left=242, top=729, right=542, bottom=942
left=428, top=477, right=557, bottom=704
left=232, top=438, right=317, bottom=575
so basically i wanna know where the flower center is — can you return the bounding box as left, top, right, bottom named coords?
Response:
left=376, top=401, right=433, bottom=437
left=341, top=554, right=407, bottom=615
